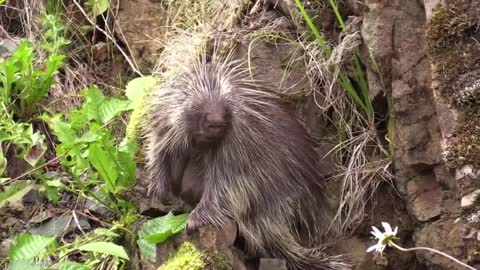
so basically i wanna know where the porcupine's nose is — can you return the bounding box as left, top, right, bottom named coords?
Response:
left=205, top=112, right=226, bottom=135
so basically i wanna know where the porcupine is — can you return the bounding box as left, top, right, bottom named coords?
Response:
left=143, top=48, right=350, bottom=270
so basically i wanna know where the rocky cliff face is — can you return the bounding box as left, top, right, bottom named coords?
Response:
left=119, top=0, right=480, bottom=269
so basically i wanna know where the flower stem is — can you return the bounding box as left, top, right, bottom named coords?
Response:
left=389, top=241, right=476, bottom=270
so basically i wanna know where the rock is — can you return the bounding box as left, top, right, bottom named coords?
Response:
left=30, top=214, right=90, bottom=237
left=0, top=237, right=14, bottom=258
left=456, top=165, right=479, bottom=180
left=406, top=175, right=444, bottom=222
left=259, top=258, right=287, bottom=270
left=232, top=36, right=310, bottom=99
left=30, top=210, right=54, bottom=224
left=415, top=219, right=465, bottom=269
left=0, top=37, right=19, bottom=56
left=114, top=0, right=167, bottom=72
left=461, top=190, right=480, bottom=209
left=156, top=223, right=240, bottom=270
left=83, top=186, right=114, bottom=218
left=21, top=189, right=45, bottom=205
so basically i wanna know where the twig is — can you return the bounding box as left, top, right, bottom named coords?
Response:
left=71, top=0, right=143, bottom=76
left=2, top=153, right=65, bottom=186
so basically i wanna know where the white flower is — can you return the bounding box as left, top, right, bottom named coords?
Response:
left=366, top=222, right=398, bottom=255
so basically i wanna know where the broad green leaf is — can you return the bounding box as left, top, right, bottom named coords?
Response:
left=137, top=238, right=156, bottom=262
left=137, top=212, right=188, bottom=262
left=90, top=0, right=110, bottom=17
left=125, top=76, right=157, bottom=104
left=144, top=213, right=188, bottom=243
left=48, top=116, right=77, bottom=146
left=83, top=87, right=131, bottom=124
left=88, top=144, right=118, bottom=192
left=56, top=261, right=91, bottom=270
left=93, top=228, right=119, bottom=238
left=8, top=260, right=42, bottom=270
left=69, top=109, right=89, bottom=131
left=75, top=131, right=99, bottom=143
left=116, top=147, right=136, bottom=188
left=9, top=234, right=56, bottom=261
left=77, top=241, right=129, bottom=260
left=45, top=179, right=64, bottom=188
left=98, top=99, right=131, bottom=124
left=0, top=181, right=34, bottom=207
left=83, top=87, right=106, bottom=122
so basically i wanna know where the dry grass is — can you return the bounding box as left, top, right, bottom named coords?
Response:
left=296, top=20, right=394, bottom=234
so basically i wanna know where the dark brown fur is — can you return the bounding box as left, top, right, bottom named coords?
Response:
left=144, top=53, right=350, bottom=270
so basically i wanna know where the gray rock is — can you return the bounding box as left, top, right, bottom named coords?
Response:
left=0, top=38, right=20, bottom=58
left=0, top=237, right=14, bottom=258
left=407, top=175, right=444, bottom=221
left=461, top=189, right=480, bottom=208
left=21, top=189, right=44, bottom=205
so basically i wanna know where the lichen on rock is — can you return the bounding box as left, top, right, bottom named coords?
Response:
left=157, top=242, right=205, bottom=270
left=443, top=110, right=480, bottom=169
left=426, top=0, right=480, bottom=107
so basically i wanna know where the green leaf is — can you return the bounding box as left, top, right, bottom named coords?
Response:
left=98, top=99, right=131, bottom=124
left=125, top=76, right=157, bottom=105
left=116, top=146, right=136, bottom=188
left=48, top=115, right=77, bottom=146
left=56, top=261, right=91, bottom=270
left=9, top=234, right=56, bottom=261
left=0, top=181, right=34, bottom=207
left=8, top=260, right=42, bottom=270
left=0, top=146, right=7, bottom=176
left=137, top=212, right=188, bottom=262
left=83, top=87, right=106, bottom=122
left=77, top=241, right=129, bottom=260
left=90, top=0, right=110, bottom=17
left=75, top=131, right=99, bottom=143
left=88, top=143, right=118, bottom=192
left=83, top=87, right=131, bottom=124
left=23, top=131, right=47, bottom=167
left=69, top=109, right=89, bottom=131
left=137, top=239, right=156, bottom=262
left=45, top=179, right=64, bottom=188
left=93, top=228, right=119, bottom=238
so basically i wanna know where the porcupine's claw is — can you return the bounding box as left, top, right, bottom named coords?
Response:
left=186, top=215, right=206, bottom=234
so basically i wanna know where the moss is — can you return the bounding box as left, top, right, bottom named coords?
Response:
left=204, top=250, right=231, bottom=270
left=444, top=110, right=480, bottom=169
left=157, top=242, right=205, bottom=270
left=425, top=0, right=480, bottom=107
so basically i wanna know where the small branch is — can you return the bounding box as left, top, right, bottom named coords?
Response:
left=3, top=153, right=65, bottom=186
left=390, top=242, right=476, bottom=270
left=71, top=0, right=143, bottom=76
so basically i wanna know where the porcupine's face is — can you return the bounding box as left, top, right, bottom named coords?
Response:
left=184, top=98, right=232, bottom=146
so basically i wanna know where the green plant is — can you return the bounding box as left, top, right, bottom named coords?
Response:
left=294, top=0, right=374, bottom=122
left=137, top=212, right=188, bottom=262
left=0, top=107, right=47, bottom=177
left=0, top=14, right=69, bottom=119
left=7, top=226, right=130, bottom=270
left=40, top=86, right=136, bottom=212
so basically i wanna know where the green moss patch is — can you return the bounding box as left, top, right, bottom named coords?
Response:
left=444, top=110, right=480, bottom=169
left=426, top=0, right=480, bottom=106
left=157, top=242, right=205, bottom=270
